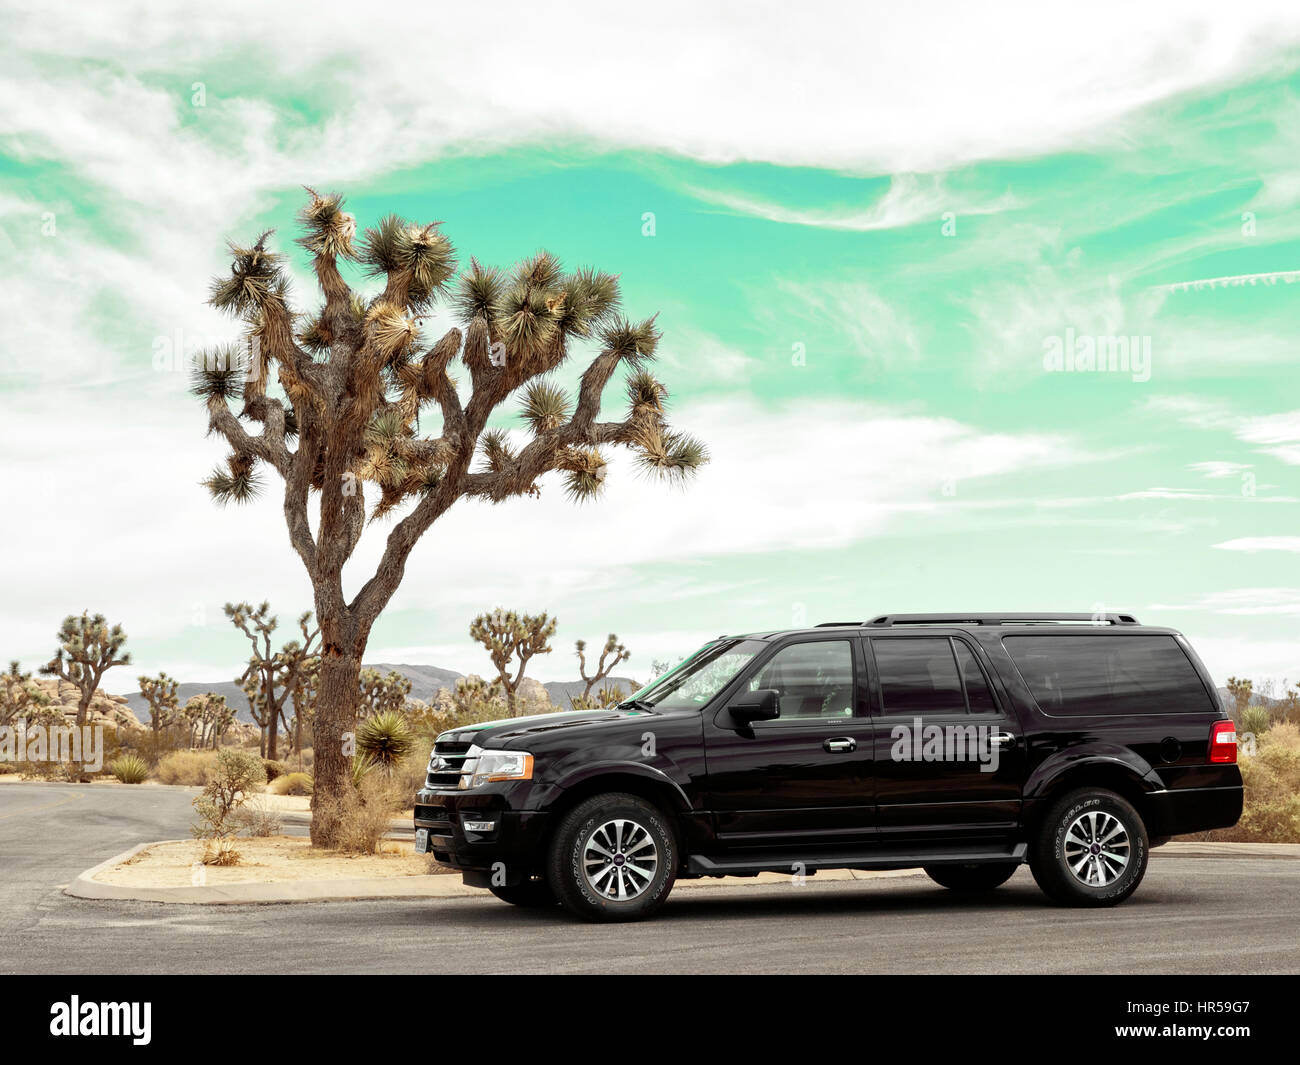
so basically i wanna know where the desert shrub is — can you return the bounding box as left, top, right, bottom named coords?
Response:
left=233, top=795, right=283, bottom=837
left=269, top=771, right=313, bottom=796
left=262, top=758, right=288, bottom=782
left=1204, top=723, right=1300, bottom=843
left=1241, top=705, right=1273, bottom=741
left=317, top=773, right=398, bottom=855
left=128, top=725, right=187, bottom=766
left=191, top=749, right=266, bottom=865
left=391, top=748, right=430, bottom=810
left=356, top=710, right=414, bottom=771
left=154, top=749, right=219, bottom=786
left=108, top=753, right=149, bottom=784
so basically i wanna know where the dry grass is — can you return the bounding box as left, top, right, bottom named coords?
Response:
left=316, top=774, right=399, bottom=855
left=154, top=749, right=219, bottom=786
left=1201, top=723, right=1300, bottom=843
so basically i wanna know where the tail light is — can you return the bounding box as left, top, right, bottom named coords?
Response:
left=1208, top=720, right=1237, bottom=763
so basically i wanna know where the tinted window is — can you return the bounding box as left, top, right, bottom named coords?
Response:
left=873, top=637, right=966, bottom=714
left=1003, top=635, right=1215, bottom=716
left=748, top=640, right=855, bottom=720
left=954, top=641, right=997, bottom=713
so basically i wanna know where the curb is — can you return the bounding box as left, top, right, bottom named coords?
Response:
left=65, top=839, right=1299, bottom=907
left=65, top=840, right=480, bottom=904
left=66, top=840, right=922, bottom=905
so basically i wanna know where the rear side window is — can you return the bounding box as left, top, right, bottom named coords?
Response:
left=872, top=637, right=966, bottom=714
left=1003, top=635, right=1214, bottom=716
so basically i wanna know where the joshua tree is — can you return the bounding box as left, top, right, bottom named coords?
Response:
left=358, top=667, right=412, bottom=720
left=575, top=633, right=631, bottom=704
left=182, top=692, right=232, bottom=749
left=226, top=602, right=319, bottom=760
left=470, top=609, right=557, bottom=713
left=137, top=672, right=181, bottom=738
left=1225, top=676, right=1253, bottom=721
left=192, top=190, right=707, bottom=844
left=1, top=662, right=52, bottom=728
left=40, top=612, right=130, bottom=726
left=286, top=654, right=320, bottom=767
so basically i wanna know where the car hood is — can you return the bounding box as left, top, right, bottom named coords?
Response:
left=437, top=706, right=663, bottom=748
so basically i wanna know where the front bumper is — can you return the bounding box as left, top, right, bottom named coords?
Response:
left=414, top=788, right=549, bottom=885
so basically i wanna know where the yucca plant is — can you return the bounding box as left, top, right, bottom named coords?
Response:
left=191, top=190, right=708, bottom=845
left=1242, top=704, right=1272, bottom=740
left=108, top=753, right=149, bottom=784
left=356, top=710, right=414, bottom=772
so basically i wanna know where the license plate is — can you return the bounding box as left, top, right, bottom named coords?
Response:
left=414, top=828, right=429, bottom=854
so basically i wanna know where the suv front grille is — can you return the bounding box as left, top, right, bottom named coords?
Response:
left=426, top=738, right=473, bottom=789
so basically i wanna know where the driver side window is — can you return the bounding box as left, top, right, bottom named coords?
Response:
left=748, top=640, right=855, bottom=720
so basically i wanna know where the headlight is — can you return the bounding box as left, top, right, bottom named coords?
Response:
left=458, top=746, right=534, bottom=790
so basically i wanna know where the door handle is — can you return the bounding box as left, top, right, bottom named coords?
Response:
left=990, top=731, right=1017, bottom=749
left=824, top=737, right=856, bottom=753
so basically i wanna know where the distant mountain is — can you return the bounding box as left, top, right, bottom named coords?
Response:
left=124, top=664, right=640, bottom=723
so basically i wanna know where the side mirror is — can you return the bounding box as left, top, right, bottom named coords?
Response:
left=728, top=688, right=781, bottom=724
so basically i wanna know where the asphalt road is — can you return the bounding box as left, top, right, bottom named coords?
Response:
left=2, top=781, right=1297, bottom=975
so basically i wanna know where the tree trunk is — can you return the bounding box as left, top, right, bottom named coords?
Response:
left=309, top=642, right=361, bottom=847
left=266, top=708, right=280, bottom=761
left=76, top=688, right=92, bottom=727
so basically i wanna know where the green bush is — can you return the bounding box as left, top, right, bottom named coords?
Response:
left=191, top=749, right=267, bottom=865
left=108, top=753, right=149, bottom=784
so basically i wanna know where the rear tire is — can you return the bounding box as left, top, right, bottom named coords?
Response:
left=924, top=862, right=1018, bottom=894
left=488, top=877, right=558, bottom=908
left=548, top=793, right=677, bottom=922
left=1029, top=787, right=1148, bottom=907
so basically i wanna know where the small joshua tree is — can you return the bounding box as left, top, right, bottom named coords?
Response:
left=226, top=601, right=319, bottom=760
left=358, top=668, right=412, bottom=721
left=470, top=609, right=557, bottom=713
left=40, top=612, right=130, bottom=726
left=575, top=634, right=631, bottom=703
left=1, top=662, right=53, bottom=729
left=137, top=672, right=181, bottom=738
left=191, top=190, right=707, bottom=844
left=182, top=692, right=233, bottom=749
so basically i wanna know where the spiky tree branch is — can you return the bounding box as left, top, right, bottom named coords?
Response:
left=575, top=634, right=631, bottom=701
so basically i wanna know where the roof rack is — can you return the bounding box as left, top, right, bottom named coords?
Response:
left=815, top=621, right=864, bottom=627
left=867, top=613, right=1141, bottom=626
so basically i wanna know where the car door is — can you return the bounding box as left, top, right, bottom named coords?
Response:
left=703, top=636, right=876, bottom=850
left=866, top=633, right=1024, bottom=842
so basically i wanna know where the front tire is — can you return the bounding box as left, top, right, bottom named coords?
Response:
left=924, top=862, right=1018, bottom=894
left=489, top=877, right=558, bottom=908
left=1029, top=788, right=1148, bottom=907
left=548, top=793, right=677, bottom=922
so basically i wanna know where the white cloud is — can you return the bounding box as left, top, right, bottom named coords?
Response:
left=681, top=175, right=1016, bottom=232
left=1212, top=537, right=1300, bottom=553
left=8, top=0, right=1300, bottom=175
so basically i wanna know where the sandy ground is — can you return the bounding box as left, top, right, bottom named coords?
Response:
left=92, top=835, right=453, bottom=886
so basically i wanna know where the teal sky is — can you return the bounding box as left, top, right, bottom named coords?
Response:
left=1, top=2, right=1298, bottom=692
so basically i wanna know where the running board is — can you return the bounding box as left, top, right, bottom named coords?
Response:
left=686, top=842, right=1026, bottom=877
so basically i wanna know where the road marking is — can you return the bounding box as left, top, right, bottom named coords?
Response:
left=0, top=790, right=85, bottom=821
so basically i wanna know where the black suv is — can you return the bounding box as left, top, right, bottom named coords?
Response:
left=415, top=613, right=1242, bottom=921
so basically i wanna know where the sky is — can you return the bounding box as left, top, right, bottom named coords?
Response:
left=1, top=0, right=1298, bottom=694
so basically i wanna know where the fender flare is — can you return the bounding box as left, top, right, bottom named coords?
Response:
left=541, top=760, right=693, bottom=812
left=1023, top=743, right=1164, bottom=803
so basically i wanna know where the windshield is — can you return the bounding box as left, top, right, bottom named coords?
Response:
left=626, top=639, right=766, bottom=711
